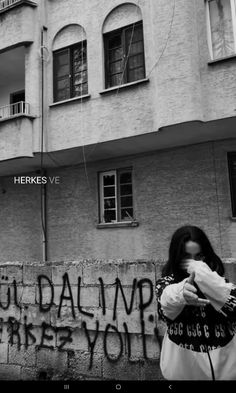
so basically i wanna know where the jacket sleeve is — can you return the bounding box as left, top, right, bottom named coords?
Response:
left=193, top=261, right=236, bottom=318
left=156, top=276, right=187, bottom=322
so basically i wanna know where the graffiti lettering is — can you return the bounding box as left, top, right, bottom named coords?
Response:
left=57, top=326, right=73, bottom=350
left=38, top=275, right=54, bottom=312
left=82, top=320, right=99, bottom=369
left=24, top=316, right=37, bottom=349
left=39, top=322, right=55, bottom=350
left=113, top=278, right=137, bottom=321
left=58, top=273, right=75, bottom=319
left=104, top=324, right=123, bottom=362
left=8, top=317, right=21, bottom=349
left=0, top=273, right=160, bottom=368
left=77, top=276, right=94, bottom=318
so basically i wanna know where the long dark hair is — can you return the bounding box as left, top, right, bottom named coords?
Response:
left=162, top=225, right=224, bottom=282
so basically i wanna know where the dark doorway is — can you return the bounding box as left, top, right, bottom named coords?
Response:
left=10, top=90, right=25, bottom=115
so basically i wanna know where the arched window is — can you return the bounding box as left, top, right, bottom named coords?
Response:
left=103, top=3, right=145, bottom=88
left=52, top=24, right=88, bottom=102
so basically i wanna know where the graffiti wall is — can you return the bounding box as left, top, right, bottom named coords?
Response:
left=0, top=260, right=165, bottom=381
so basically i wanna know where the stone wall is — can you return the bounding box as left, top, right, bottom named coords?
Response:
left=0, top=260, right=165, bottom=381
left=0, top=259, right=235, bottom=381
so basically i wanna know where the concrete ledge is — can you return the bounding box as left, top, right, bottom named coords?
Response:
left=97, top=221, right=139, bottom=229
left=99, top=78, right=149, bottom=95
left=49, top=94, right=91, bottom=108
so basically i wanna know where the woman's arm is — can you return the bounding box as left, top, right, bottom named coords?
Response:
left=156, top=276, right=188, bottom=322
left=188, top=260, right=236, bottom=318
left=156, top=274, right=210, bottom=322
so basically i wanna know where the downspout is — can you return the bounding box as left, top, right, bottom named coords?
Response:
left=40, top=25, right=48, bottom=262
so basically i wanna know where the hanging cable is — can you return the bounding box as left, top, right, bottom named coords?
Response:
left=147, top=0, right=176, bottom=79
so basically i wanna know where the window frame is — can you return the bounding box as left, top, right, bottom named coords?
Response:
left=99, top=168, right=134, bottom=224
left=53, top=40, right=88, bottom=103
left=206, top=0, right=236, bottom=60
left=104, top=21, right=145, bottom=89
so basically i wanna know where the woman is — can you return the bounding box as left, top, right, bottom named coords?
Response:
left=156, top=225, right=236, bottom=380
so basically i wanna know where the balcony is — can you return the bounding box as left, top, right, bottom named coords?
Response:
left=0, top=0, right=36, bottom=13
left=0, top=0, right=37, bottom=52
left=0, top=0, right=20, bottom=11
left=0, top=101, right=30, bottom=121
left=0, top=45, right=36, bottom=165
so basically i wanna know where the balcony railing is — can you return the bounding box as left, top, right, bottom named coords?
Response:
left=0, top=0, right=21, bottom=10
left=0, top=102, right=30, bottom=120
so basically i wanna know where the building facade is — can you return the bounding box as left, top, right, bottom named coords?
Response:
left=1, top=0, right=236, bottom=381
left=1, top=0, right=236, bottom=262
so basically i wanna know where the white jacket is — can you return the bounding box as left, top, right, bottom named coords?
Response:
left=156, top=262, right=236, bottom=380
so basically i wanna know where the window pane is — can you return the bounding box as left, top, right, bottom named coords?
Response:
left=57, top=78, right=70, bottom=90
left=74, top=62, right=87, bottom=73
left=109, top=34, right=122, bottom=49
left=72, top=43, right=88, bottom=96
left=109, top=47, right=123, bottom=62
left=110, top=74, right=124, bottom=86
left=120, top=172, right=132, bottom=184
left=209, top=0, right=235, bottom=58
left=129, top=41, right=144, bottom=56
left=55, top=76, right=70, bottom=101
left=74, top=71, right=87, bottom=85
left=121, top=208, right=133, bottom=220
left=56, top=89, right=70, bottom=101
left=104, top=210, right=116, bottom=223
left=106, top=32, right=124, bottom=87
left=128, top=67, right=145, bottom=82
left=104, top=174, right=115, bottom=186
left=56, top=64, right=70, bottom=78
left=120, top=196, right=133, bottom=208
left=74, top=83, right=88, bottom=96
left=104, top=186, right=116, bottom=197
left=54, top=50, right=70, bottom=101
left=104, top=198, right=116, bottom=209
left=56, top=51, right=69, bottom=66
left=128, top=54, right=144, bottom=69
left=109, top=60, right=123, bottom=74
left=73, top=46, right=86, bottom=60
left=120, top=184, right=132, bottom=196
left=126, top=25, right=143, bottom=43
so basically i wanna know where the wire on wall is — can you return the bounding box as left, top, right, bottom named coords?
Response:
left=147, top=0, right=176, bottom=79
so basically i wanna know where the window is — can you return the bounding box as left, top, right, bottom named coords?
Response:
left=104, top=21, right=145, bottom=88
left=99, top=168, right=134, bottom=223
left=207, top=0, right=236, bottom=60
left=53, top=41, right=88, bottom=102
left=228, top=153, right=236, bottom=216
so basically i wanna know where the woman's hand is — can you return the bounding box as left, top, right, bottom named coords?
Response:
left=183, top=271, right=210, bottom=307
left=181, top=259, right=206, bottom=274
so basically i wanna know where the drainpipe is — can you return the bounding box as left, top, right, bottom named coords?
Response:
left=41, top=170, right=48, bottom=262
left=40, top=24, right=48, bottom=262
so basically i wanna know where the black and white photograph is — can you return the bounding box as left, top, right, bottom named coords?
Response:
left=0, top=0, right=236, bottom=390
